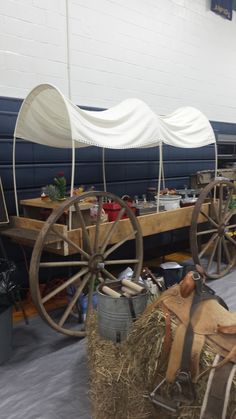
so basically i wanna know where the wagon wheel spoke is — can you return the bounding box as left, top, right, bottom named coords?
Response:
left=199, top=210, right=218, bottom=228
left=104, top=259, right=139, bottom=265
left=206, top=236, right=220, bottom=272
left=59, top=272, right=90, bottom=327
left=196, top=228, right=217, bottom=236
left=98, top=274, right=104, bottom=283
left=226, top=224, right=236, bottom=230
left=225, top=210, right=236, bottom=225
left=42, top=267, right=89, bottom=303
left=222, top=237, right=232, bottom=264
left=104, top=230, right=137, bottom=258
left=100, top=207, right=126, bottom=253
left=74, top=202, right=92, bottom=253
left=39, top=261, right=88, bottom=268
left=94, top=197, right=103, bottom=252
left=85, top=273, right=96, bottom=328
left=101, top=267, right=118, bottom=281
left=224, top=232, right=236, bottom=247
left=51, top=226, right=90, bottom=259
left=217, top=237, right=222, bottom=274
left=94, top=272, right=105, bottom=284
left=199, top=232, right=218, bottom=259
left=218, top=183, right=223, bottom=221
left=210, top=197, right=220, bottom=223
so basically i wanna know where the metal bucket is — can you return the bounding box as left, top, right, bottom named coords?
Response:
left=157, top=195, right=181, bottom=211
left=97, top=281, right=148, bottom=342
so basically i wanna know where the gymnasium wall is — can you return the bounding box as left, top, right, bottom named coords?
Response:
left=1, top=0, right=236, bottom=214
left=0, top=0, right=236, bottom=122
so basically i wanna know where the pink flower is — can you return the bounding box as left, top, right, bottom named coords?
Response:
left=57, top=171, right=65, bottom=177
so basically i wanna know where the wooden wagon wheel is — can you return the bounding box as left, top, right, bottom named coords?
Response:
left=190, top=178, right=236, bottom=279
left=29, top=191, right=143, bottom=337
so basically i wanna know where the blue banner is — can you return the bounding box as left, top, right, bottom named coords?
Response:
left=211, top=0, right=233, bottom=20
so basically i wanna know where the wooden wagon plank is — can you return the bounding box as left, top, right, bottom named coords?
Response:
left=137, top=203, right=209, bottom=236
left=1, top=216, right=68, bottom=255
left=1, top=227, right=60, bottom=245
left=66, top=228, right=83, bottom=256
left=20, top=197, right=92, bottom=211
left=8, top=215, right=67, bottom=233
left=87, top=204, right=209, bottom=247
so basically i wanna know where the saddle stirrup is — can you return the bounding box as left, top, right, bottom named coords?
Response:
left=149, top=378, right=180, bottom=413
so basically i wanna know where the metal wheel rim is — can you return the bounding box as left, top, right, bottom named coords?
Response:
left=29, top=191, right=143, bottom=336
left=190, top=179, right=236, bottom=279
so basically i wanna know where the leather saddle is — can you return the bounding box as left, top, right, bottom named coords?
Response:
left=163, top=283, right=236, bottom=382
left=149, top=271, right=236, bottom=418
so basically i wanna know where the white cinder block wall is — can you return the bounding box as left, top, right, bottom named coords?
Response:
left=0, top=0, right=236, bottom=122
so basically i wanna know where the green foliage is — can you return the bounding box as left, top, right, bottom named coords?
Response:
left=54, top=173, right=66, bottom=198
left=229, top=199, right=236, bottom=209
left=45, top=184, right=60, bottom=201
left=45, top=172, right=67, bottom=200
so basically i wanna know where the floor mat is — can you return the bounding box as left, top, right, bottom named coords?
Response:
left=0, top=314, right=91, bottom=419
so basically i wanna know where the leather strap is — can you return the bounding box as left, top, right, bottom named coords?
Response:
left=218, top=324, right=236, bottom=334
left=179, top=279, right=217, bottom=373
left=168, top=276, right=220, bottom=404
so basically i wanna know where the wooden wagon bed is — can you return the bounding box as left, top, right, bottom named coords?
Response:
left=1, top=198, right=208, bottom=256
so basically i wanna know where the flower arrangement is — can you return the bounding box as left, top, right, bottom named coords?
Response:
left=45, top=172, right=67, bottom=201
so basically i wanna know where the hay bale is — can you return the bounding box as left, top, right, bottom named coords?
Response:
left=87, top=306, right=236, bottom=419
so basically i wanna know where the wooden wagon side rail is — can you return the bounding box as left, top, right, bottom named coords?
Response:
left=1, top=216, right=82, bottom=255
left=87, top=204, right=209, bottom=247
left=1, top=203, right=209, bottom=256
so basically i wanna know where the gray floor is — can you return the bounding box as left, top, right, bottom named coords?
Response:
left=0, top=267, right=235, bottom=419
left=206, top=272, right=236, bottom=311
left=0, top=314, right=91, bottom=419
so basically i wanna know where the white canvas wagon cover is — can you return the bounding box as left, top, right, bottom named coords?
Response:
left=13, top=83, right=217, bottom=216
left=14, top=83, right=215, bottom=149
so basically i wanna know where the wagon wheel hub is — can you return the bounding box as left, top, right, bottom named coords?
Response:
left=88, top=253, right=105, bottom=273
left=218, top=223, right=226, bottom=236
